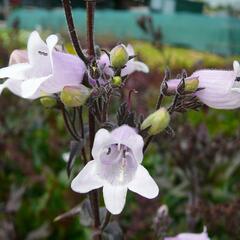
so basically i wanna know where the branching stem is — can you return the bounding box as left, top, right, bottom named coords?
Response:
left=60, top=104, right=80, bottom=141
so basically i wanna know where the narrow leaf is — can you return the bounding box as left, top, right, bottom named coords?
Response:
left=67, top=139, right=84, bottom=177
left=54, top=205, right=81, bottom=222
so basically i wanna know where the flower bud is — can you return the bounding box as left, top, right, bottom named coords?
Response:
left=185, top=78, right=199, bottom=92
left=112, top=76, right=122, bottom=86
left=110, top=44, right=129, bottom=69
left=40, top=96, right=57, bottom=108
left=60, top=85, right=91, bottom=107
left=156, top=205, right=169, bottom=218
left=141, top=108, right=170, bottom=135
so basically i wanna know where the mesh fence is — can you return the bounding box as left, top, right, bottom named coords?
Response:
left=7, top=8, right=240, bottom=55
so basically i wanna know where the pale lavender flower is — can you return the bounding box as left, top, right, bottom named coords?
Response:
left=165, top=227, right=210, bottom=240
left=9, top=50, right=28, bottom=65
left=0, top=31, right=86, bottom=99
left=71, top=125, right=159, bottom=215
left=98, top=44, right=149, bottom=78
left=167, top=61, right=240, bottom=109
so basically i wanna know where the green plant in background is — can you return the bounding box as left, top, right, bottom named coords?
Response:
left=132, top=41, right=231, bottom=72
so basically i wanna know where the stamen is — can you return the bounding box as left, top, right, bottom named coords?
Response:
left=38, top=51, right=48, bottom=56
left=117, top=143, right=121, bottom=151
left=106, top=147, right=111, bottom=155
left=103, top=147, right=111, bottom=155
left=119, top=157, right=126, bottom=182
left=125, top=152, right=131, bottom=157
left=123, top=149, right=127, bottom=158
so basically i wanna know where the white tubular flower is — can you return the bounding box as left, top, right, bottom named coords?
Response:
left=167, top=61, right=240, bottom=109
left=71, top=125, right=159, bottom=215
left=0, top=31, right=86, bottom=99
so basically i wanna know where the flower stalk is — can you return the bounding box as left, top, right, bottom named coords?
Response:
left=86, top=0, right=96, bottom=58
left=86, top=1, right=102, bottom=239
left=62, top=0, right=88, bottom=64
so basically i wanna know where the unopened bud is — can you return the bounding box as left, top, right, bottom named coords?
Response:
left=157, top=205, right=169, bottom=218
left=112, top=76, right=122, bottom=86
left=40, top=96, right=57, bottom=108
left=141, top=108, right=170, bottom=135
left=110, top=44, right=129, bottom=69
left=60, top=85, right=91, bottom=107
left=185, top=78, right=199, bottom=92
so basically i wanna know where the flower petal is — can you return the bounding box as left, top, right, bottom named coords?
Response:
left=233, top=60, right=240, bottom=76
left=27, top=31, right=49, bottom=63
left=0, top=78, right=22, bottom=96
left=111, top=125, right=137, bottom=141
left=126, top=134, right=144, bottom=163
left=46, top=34, right=59, bottom=68
left=71, top=161, right=103, bottom=193
left=128, top=165, right=159, bottom=199
left=92, top=129, right=112, bottom=160
left=99, top=53, right=114, bottom=77
left=0, top=63, right=30, bottom=80
left=166, top=79, right=181, bottom=91
left=111, top=125, right=144, bottom=163
left=198, top=90, right=240, bottom=109
left=0, top=83, right=6, bottom=95
left=27, top=31, right=52, bottom=76
left=165, top=228, right=210, bottom=240
left=54, top=52, right=86, bottom=82
left=126, top=44, right=135, bottom=56
left=21, top=75, right=52, bottom=99
left=103, top=184, right=128, bottom=215
left=121, top=60, right=149, bottom=76
left=9, top=50, right=28, bottom=65
left=177, top=233, right=210, bottom=240
left=132, top=61, right=149, bottom=73
left=192, top=69, right=235, bottom=95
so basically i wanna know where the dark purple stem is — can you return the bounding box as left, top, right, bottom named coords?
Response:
left=101, top=210, right=112, bottom=230
left=86, top=0, right=96, bottom=58
left=62, top=0, right=88, bottom=65
left=78, top=107, right=88, bottom=165
left=86, top=1, right=102, bottom=239
left=60, top=104, right=80, bottom=141
left=143, top=136, right=153, bottom=153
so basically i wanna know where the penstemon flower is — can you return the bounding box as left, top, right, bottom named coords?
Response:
left=99, top=44, right=149, bottom=78
left=71, top=125, right=159, bottom=215
left=9, top=50, right=28, bottom=65
left=0, top=31, right=86, bottom=99
left=167, top=61, right=240, bottom=109
left=165, top=227, right=210, bottom=240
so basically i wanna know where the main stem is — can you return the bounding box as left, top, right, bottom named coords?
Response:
left=86, top=1, right=101, bottom=239
left=86, top=0, right=96, bottom=58
left=62, top=0, right=88, bottom=64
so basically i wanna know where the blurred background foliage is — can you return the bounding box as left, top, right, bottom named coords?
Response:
left=1, top=24, right=240, bottom=240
